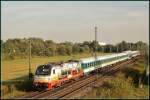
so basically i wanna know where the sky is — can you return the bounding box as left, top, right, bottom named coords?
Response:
left=1, top=1, right=149, bottom=44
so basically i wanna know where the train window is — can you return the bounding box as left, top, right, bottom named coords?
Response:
left=99, top=61, right=101, bottom=65
left=82, top=63, right=86, bottom=69
left=87, top=63, right=89, bottom=67
left=97, top=61, right=99, bottom=65
left=82, top=63, right=86, bottom=68
left=84, top=64, right=86, bottom=68
left=95, top=61, right=97, bottom=66
left=81, top=63, right=83, bottom=68
left=85, top=63, right=87, bottom=68
left=35, top=64, right=52, bottom=75
left=86, top=63, right=88, bottom=67
left=96, top=61, right=98, bottom=65
left=83, top=64, right=85, bottom=68
left=53, top=69, right=55, bottom=74
left=81, top=63, right=84, bottom=68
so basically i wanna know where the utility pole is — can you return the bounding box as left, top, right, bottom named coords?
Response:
left=130, top=43, right=132, bottom=51
left=95, top=26, right=97, bottom=59
left=29, top=39, right=32, bottom=80
left=95, top=26, right=98, bottom=81
left=109, top=46, right=111, bottom=53
left=101, top=46, right=103, bottom=52
left=117, top=46, right=119, bottom=53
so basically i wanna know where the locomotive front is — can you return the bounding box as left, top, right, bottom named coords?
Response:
left=33, top=64, right=58, bottom=90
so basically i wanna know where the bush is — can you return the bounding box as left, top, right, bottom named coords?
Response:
left=84, top=72, right=138, bottom=98
left=1, top=79, right=34, bottom=99
left=1, top=85, right=10, bottom=96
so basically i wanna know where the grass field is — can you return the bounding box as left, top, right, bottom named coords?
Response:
left=1, top=53, right=148, bottom=99
left=83, top=58, right=149, bottom=99
left=1, top=52, right=110, bottom=81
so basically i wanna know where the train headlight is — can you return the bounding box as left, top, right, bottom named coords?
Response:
left=48, top=78, right=51, bottom=80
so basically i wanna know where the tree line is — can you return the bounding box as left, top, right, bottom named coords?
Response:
left=1, top=37, right=148, bottom=60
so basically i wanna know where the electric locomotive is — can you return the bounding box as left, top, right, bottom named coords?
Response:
left=33, top=61, right=84, bottom=90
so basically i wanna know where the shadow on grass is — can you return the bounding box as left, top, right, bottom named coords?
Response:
left=142, top=71, right=149, bottom=86
left=121, top=67, right=148, bottom=86
left=121, top=67, right=141, bottom=86
left=2, top=74, right=35, bottom=93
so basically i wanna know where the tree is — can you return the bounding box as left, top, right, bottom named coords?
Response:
left=45, top=40, right=56, bottom=56
left=57, top=44, right=67, bottom=55
left=135, top=41, right=148, bottom=55
left=72, top=43, right=80, bottom=53
left=83, top=45, right=90, bottom=53
left=29, top=38, right=45, bottom=56
left=2, top=37, right=148, bottom=60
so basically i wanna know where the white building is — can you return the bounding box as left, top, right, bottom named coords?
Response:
left=98, top=42, right=106, bottom=46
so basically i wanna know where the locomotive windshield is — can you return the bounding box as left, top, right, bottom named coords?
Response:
left=35, top=64, right=52, bottom=75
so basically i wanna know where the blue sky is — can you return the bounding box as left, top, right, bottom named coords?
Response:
left=1, top=1, right=149, bottom=44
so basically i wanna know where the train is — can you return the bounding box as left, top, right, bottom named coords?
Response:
left=33, top=50, right=140, bottom=90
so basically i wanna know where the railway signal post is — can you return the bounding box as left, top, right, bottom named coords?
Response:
left=29, top=39, right=32, bottom=80
left=95, top=26, right=98, bottom=80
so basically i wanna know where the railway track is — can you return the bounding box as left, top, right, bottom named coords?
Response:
left=17, top=74, right=89, bottom=99
left=61, top=76, right=113, bottom=99
left=17, top=56, right=141, bottom=99
left=60, top=58, right=138, bottom=99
